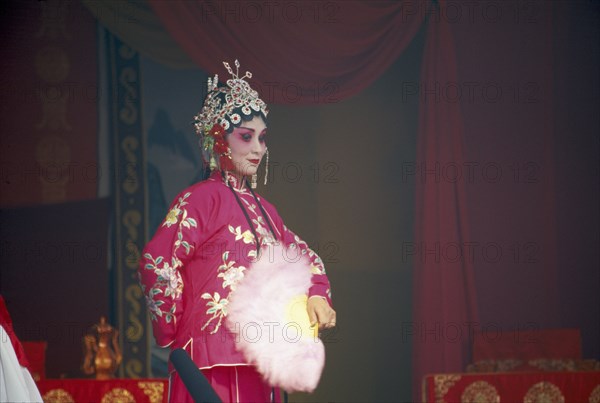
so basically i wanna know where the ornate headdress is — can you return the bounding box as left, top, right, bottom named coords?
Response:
left=194, top=60, right=269, bottom=173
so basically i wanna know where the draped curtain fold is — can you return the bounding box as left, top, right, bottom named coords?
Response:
left=412, top=2, right=479, bottom=398
left=147, top=0, right=428, bottom=104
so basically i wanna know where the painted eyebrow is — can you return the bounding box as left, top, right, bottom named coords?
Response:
left=238, top=126, right=268, bottom=134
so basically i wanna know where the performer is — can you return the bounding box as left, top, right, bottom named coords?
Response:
left=138, top=60, right=335, bottom=403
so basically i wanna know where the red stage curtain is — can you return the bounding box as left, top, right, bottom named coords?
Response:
left=452, top=0, right=562, bottom=332
left=148, top=0, right=429, bottom=104
left=412, top=1, right=479, bottom=399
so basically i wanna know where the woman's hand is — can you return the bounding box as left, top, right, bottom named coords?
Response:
left=307, top=296, right=336, bottom=329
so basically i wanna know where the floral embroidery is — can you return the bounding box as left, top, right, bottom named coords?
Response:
left=141, top=255, right=183, bottom=323
left=163, top=192, right=192, bottom=228
left=252, top=217, right=277, bottom=246
left=220, top=266, right=246, bottom=290
left=169, top=212, right=196, bottom=255
left=158, top=260, right=184, bottom=299
left=201, top=252, right=247, bottom=334
left=141, top=192, right=197, bottom=323
left=241, top=198, right=257, bottom=214
left=164, top=208, right=181, bottom=227
left=201, top=292, right=228, bottom=333
left=217, top=251, right=247, bottom=291
left=290, top=232, right=326, bottom=274
left=228, top=225, right=254, bottom=244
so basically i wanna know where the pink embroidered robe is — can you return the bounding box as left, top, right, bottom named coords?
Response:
left=138, top=171, right=332, bottom=370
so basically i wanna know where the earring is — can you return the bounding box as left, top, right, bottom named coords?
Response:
left=251, top=174, right=257, bottom=189
left=263, top=148, right=269, bottom=186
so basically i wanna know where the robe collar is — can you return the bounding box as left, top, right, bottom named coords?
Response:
left=214, top=170, right=247, bottom=192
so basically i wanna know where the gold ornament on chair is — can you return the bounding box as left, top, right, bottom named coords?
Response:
left=82, top=316, right=123, bottom=379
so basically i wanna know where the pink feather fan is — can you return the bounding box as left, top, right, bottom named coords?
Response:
left=225, top=243, right=325, bottom=393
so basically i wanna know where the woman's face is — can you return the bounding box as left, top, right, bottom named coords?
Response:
left=226, top=115, right=267, bottom=178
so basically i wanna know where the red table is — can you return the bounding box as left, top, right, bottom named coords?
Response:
left=422, top=371, right=600, bottom=402
left=36, top=379, right=168, bottom=403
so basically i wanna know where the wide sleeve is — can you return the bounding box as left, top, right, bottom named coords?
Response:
left=137, top=190, right=211, bottom=347
left=283, top=225, right=332, bottom=306
left=265, top=205, right=333, bottom=307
